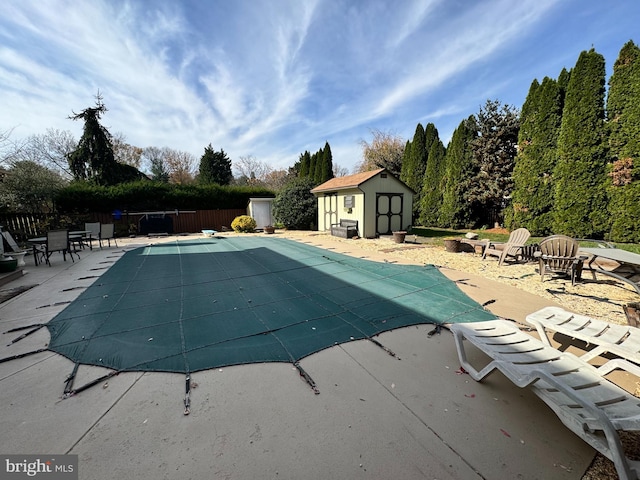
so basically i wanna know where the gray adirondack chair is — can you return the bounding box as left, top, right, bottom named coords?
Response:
left=483, top=228, right=531, bottom=266
left=536, top=235, right=585, bottom=286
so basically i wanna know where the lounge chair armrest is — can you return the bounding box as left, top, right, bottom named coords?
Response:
left=597, top=358, right=640, bottom=379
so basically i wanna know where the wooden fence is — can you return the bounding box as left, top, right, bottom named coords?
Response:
left=0, top=209, right=247, bottom=243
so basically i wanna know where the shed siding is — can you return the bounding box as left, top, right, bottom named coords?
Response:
left=313, top=170, right=413, bottom=238
left=317, top=189, right=364, bottom=233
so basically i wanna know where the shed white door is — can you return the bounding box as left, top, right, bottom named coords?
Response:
left=376, top=193, right=403, bottom=235
left=251, top=201, right=273, bottom=229
left=322, top=193, right=338, bottom=230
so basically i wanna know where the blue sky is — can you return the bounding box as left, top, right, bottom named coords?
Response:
left=1, top=0, right=639, bottom=174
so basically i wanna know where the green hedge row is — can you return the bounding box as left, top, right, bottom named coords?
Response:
left=55, top=181, right=275, bottom=213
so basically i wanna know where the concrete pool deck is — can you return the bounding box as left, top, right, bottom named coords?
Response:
left=0, top=232, right=609, bottom=479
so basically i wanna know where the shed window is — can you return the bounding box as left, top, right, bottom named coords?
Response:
left=344, top=195, right=354, bottom=208
left=380, top=173, right=387, bottom=178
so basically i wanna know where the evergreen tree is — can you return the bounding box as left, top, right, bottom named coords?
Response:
left=320, top=142, right=334, bottom=184
left=313, top=146, right=324, bottom=184
left=67, top=95, right=114, bottom=183
left=423, top=123, right=438, bottom=160
left=144, top=146, right=170, bottom=183
left=299, top=151, right=311, bottom=178
left=401, top=140, right=411, bottom=178
left=272, top=177, right=318, bottom=229
left=67, top=94, right=145, bottom=185
left=419, top=139, right=446, bottom=226
left=440, top=116, right=478, bottom=228
left=553, top=49, right=609, bottom=237
left=557, top=67, right=571, bottom=109
left=198, top=144, right=233, bottom=185
left=510, top=76, right=563, bottom=235
left=308, top=152, right=317, bottom=181
left=607, top=40, right=640, bottom=242
left=465, top=100, right=520, bottom=226
left=400, top=124, right=426, bottom=193
left=401, top=123, right=435, bottom=220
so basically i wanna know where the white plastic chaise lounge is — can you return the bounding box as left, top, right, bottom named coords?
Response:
left=450, top=319, right=640, bottom=480
left=526, top=306, right=640, bottom=365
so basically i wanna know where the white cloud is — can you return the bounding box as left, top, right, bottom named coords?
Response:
left=1, top=0, right=638, bottom=174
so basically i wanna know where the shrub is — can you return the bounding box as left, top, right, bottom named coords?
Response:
left=272, top=178, right=317, bottom=230
left=231, top=215, right=257, bottom=233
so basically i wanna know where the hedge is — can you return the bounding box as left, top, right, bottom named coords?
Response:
left=55, top=181, right=275, bottom=213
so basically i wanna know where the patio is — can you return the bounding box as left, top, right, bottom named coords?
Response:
left=0, top=232, right=634, bottom=479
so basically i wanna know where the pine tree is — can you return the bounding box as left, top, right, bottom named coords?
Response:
left=419, top=139, right=446, bottom=226
left=465, top=100, right=519, bottom=226
left=67, top=94, right=144, bottom=185
left=607, top=40, right=640, bottom=242
left=440, top=116, right=478, bottom=228
left=198, top=144, right=233, bottom=185
left=510, top=76, right=563, bottom=235
left=553, top=49, right=609, bottom=237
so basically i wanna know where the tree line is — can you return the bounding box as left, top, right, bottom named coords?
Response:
left=380, top=41, right=639, bottom=243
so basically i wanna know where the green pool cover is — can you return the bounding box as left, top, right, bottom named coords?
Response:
left=47, top=237, right=495, bottom=375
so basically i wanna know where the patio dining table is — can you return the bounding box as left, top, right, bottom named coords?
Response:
left=579, top=246, right=640, bottom=295
left=27, top=232, right=87, bottom=266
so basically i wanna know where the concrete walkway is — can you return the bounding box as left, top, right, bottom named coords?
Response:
left=0, top=234, right=597, bottom=479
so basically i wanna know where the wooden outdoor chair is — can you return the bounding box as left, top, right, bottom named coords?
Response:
left=536, top=235, right=585, bottom=286
left=483, top=228, right=531, bottom=266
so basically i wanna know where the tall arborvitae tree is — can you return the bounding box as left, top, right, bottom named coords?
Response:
left=557, top=67, right=571, bottom=109
left=400, top=124, right=426, bottom=193
left=401, top=140, right=411, bottom=176
left=553, top=49, right=609, bottom=237
left=313, top=146, right=324, bottom=184
left=308, top=151, right=317, bottom=181
left=423, top=123, right=438, bottom=160
left=419, top=138, right=446, bottom=226
left=198, top=144, right=233, bottom=185
left=400, top=123, right=432, bottom=220
left=510, top=76, right=564, bottom=235
left=465, top=99, right=520, bottom=226
left=440, top=116, right=478, bottom=228
left=299, top=151, right=311, bottom=178
left=320, top=141, right=334, bottom=184
left=607, top=40, right=640, bottom=243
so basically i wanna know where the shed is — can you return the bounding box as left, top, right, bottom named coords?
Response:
left=247, top=197, right=275, bottom=229
left=311, top=168, right=414, bottom=238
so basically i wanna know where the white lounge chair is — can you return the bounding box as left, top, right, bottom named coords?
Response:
left=526, top=306, right=640, bottom=365
left=450, top=319, right=640, bottom=480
